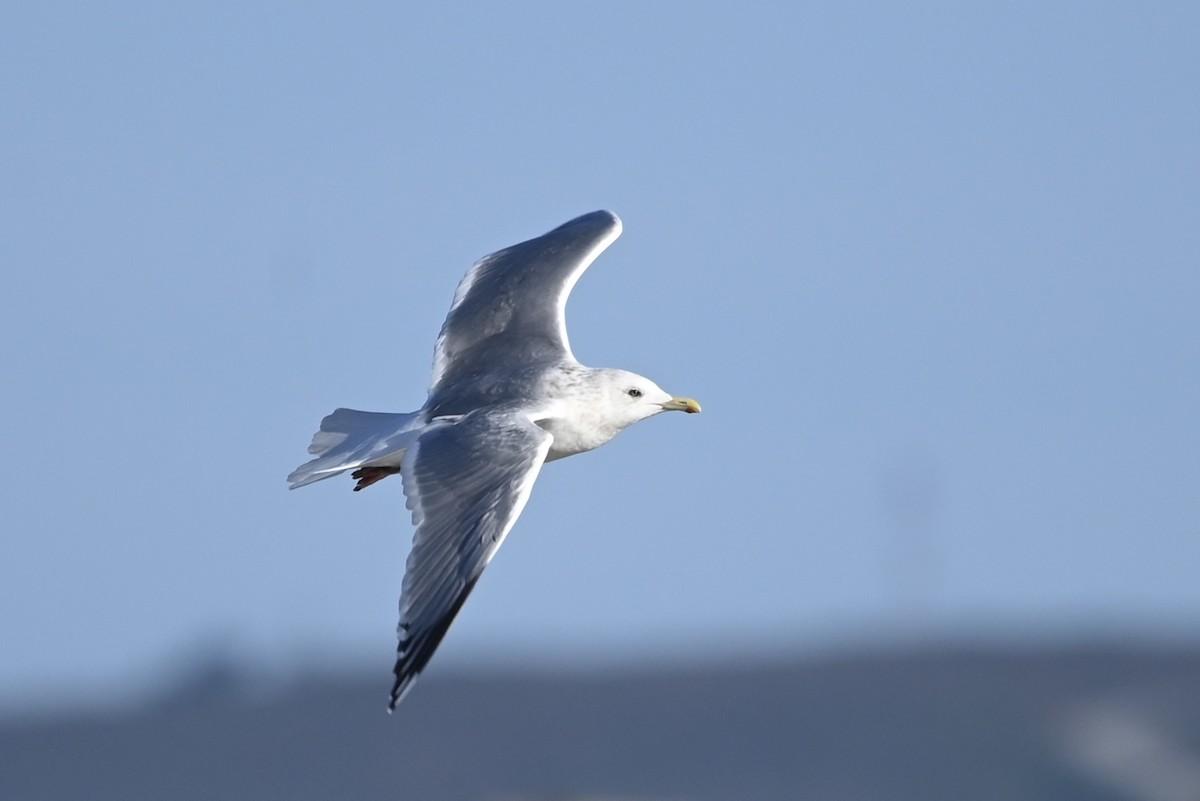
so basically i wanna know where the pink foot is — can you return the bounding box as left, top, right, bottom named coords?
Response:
left=351, top=466, right=402, bottom=491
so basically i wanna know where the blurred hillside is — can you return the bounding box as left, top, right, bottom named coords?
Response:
left=5, top=640, right=1200, bottom=801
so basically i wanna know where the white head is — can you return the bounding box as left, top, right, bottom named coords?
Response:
left=590, top=368, right=701, bottom=429
left=542, top=367, right=700, bottom=460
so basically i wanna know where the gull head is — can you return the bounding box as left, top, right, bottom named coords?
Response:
left=593, top=368, right=701, bottom=428
left=542, top=367, right=700, bottom=461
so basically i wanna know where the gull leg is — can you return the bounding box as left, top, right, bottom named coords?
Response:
left=351, top=466, right=402, bottom=491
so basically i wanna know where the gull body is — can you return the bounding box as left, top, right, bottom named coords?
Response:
left=288, top=211, right=699, bottom=710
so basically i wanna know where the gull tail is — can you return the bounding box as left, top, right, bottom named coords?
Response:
left=287, top=408, right=424, bottom=489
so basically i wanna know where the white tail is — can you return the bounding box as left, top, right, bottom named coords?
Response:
left=287, top=408, right=424, bottom=489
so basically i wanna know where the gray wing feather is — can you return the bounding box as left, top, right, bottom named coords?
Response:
left=428, top=210, right=622, bottom=395
left=390, top=407, right=552, bottom=710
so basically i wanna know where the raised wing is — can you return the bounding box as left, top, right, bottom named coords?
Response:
left=390, top=406, right=552, bottom=710
left=429, top=210, right=622, bottom=394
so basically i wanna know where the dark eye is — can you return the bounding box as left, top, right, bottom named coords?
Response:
left=627, top=388, right=643, bottom=398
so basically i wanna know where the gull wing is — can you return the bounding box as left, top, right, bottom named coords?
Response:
left=390, top=406, right=552, bottom=710
left=429, top=210, right=622, bottom=394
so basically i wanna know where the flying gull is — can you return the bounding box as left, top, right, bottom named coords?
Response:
left=288, top=210, right=700, bottom=710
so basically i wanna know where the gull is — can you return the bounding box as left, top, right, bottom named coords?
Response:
left=288, top=211, right=700, bottom=710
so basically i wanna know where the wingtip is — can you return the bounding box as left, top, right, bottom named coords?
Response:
left=388, top=674, right=417, bottom=712
left=558, top=209, right=622, bottom=238
left=605, top=210, right=623, bottom=237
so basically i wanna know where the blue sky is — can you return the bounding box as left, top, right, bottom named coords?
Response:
left=2, top=2, right=1198, bottom=712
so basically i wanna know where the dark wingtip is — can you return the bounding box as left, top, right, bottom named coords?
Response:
left=385, top=576, right=479, bottom=714
left=388, top=672, right=416, bottom=713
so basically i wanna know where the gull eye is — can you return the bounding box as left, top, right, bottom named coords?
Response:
left=626, top=388, right=643, bottom=399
